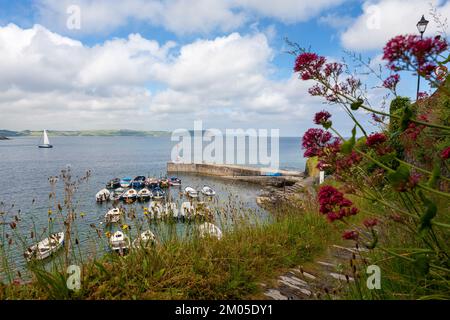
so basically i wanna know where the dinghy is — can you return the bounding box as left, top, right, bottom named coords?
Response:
left=198, top=222, right=222, bottom=240
left=96, top=188, right=111, bottom=202
left=131, top=176, right=146, bottom=189
left=132, top=230, right=156, bottom=249
left=185, top=186, right=199, bottom=198
left=104, top=208, right=122, bottom=224
left=145, top=177, right=159, bottom=189
left=201, top=186, right=216, bottom=197
left=152, top=186, right=165, bottom=200
left=169, top=177, right=181, bottom=186
left=120, top=177, right=132, bottom=188
left=137, top=188, right=152, bottom=201
left=121, top=188, right=137, bottom=202
left=24, top=232, right=64, bottom=261
left=109, top=231, right=130, bottom=254
left=106, top=178, right=121, bottom=189
left=38, top=129, right=53, bottom=148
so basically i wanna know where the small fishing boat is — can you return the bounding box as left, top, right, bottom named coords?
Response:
left=132, top=230, right=156, bottom=249
left=106, top=178, right=121, bottom=189
left=109, top=191, right=121, bottom=201
left=121, top=188, right=137, bottom=202
left=137, top=188, right=152, bottom=201
left=104, top=208, right=122, bottom=224
left=109, top=231, right=130, bottom=254
left=120, top=177, right=132, bottom=188
left=38, top=129, right=53, bottom=148
left=96, top=188, right=111, bottom=202
left=185, top=186, right=199, bottom=198
left=169, top=177, right=181, bottom=186
left=24, top=232, right=64, bottom=261
left=152, top=187, right=165, bottom=200
left=131, top=176, right=146, bottom=189
left=201, top=185, right=216, bottom=197
left=159, top=177, right=169, bottom=188
left=198, top=222, right=222, bottom=240
left=145, top=177, right=159, bottom=189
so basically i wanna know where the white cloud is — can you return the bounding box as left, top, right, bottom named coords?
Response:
left=0, top=23, right=335, bottom=134
left=340, top=0, right=450, bottom=51
left=35, top=0, right=346, bottom=35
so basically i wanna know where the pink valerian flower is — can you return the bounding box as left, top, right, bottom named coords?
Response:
left=323, top=62, right=343, bottom=77
left=395, top=172, right=422, bottom=192
left=383, top=35, right=448, bottom=75
left=342, top=230, right=359, bottom=241
left=363, top=218, right=379, bottom=228
left=314, top=110, right=332, bottom=126
left=335, top=151, right=362, bottom=174
left=366, top=133, right=387, bottom=147
left=294, top=52, right=326, bottom=80
left=441, top=146, right=450, bottom=160
left=417, top=92, right=429, bottom=100
left=301, top=128, right=334, bottom=157
left=383, top=74, right=400, bottom=91
left=318, top=186, right=359, bottom=222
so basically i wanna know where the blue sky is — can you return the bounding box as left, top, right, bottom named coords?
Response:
left=0, top=0, right=448, bottom=136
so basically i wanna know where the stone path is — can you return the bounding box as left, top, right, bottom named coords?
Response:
left=261, top=244, right=368, bottom=300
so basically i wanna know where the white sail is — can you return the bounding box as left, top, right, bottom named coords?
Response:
left=43, top=130, right=50, bottom=145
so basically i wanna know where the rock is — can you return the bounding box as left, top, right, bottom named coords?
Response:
left=0, top=136, right=9, bottom=140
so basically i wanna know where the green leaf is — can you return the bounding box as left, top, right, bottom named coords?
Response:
left=323, top=121, right=332, bottom=130
left=341, top=126, right=356, bottom=155
left=400, top=105, right=413, bottom=131
left=418, top=191, right=437, bottom=234
left=350, top=99, right=363, bottom=111
left=387, top=163, right=410, bottom=190
left=427, top=163, right=441, bottom=188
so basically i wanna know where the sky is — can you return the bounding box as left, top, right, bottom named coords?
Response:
left=0, top=0, right=449, bottom=136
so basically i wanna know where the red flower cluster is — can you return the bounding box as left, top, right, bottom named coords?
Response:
left=441, top=146, right=450, bottom=160
left=301, top=128, right=334, bottom=157
left=395, top=172, right=422, bottom=192
left=383, top=35, right=448, bottom=77
left=294, top=52, right=326, bottom=80
left=335, top=151, right=362, bottom=173
left=363, top=218, right=378, bottom=228
left=382, top=74, right=400, bottom=91
left=314, top=110, right=331, bottom=126
left=318, top=186, right=359, bottom=222
left=366, top=133, right=387, bottom=147
left=342, top=230, right=359, bottom=241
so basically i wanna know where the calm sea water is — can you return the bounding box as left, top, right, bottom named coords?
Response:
left=0, top=136, right=304, bottom=271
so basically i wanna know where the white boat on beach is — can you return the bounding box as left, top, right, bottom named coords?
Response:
left=24, top=232, right=64, bottom=261
left=132, top=230, right=156, bottom=249
left=201, top=186, right=216, bottom=197
left=104, top=208, right=122, bottom=224
left=109, top=231, right=130, bottom=254
left=96, top=188, right=111, bottom=202
left=198, top=222, right=222, bottom=240
left=185, top=186, right=198, bottom=198
left=38, top=129, right=53, bottom=148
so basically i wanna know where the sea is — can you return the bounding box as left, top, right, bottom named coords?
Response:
left=0, top=136, right=305, bottom=272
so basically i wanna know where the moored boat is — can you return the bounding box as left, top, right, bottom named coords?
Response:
left=109, top=231, right=130, bottom=255
left=137, top=188, right=152, bottom=201
left=185, top=186, right=198, bottom=198
left=106, top=178, right=121, bottom=189
left=169, top=177, right=181, bottom=186
left=201, top=185, right=216, bottom=197
left=96, top=188, right=111, bottom=202
left=24, top=232, right=64, bottom=261
left=38, top=129, right=53, bottom=148
left=121, top=188, right=137, bottom=202
left=131, top=176, right=146, bottom=189
left=198, top=222, right=222, bottom=240
left=104, top=208, right=122, bottom=224
left=132, top=230, right=156, bottom=249
left=152, top=186, right=165, bottom=200
left=120, top=177, right=132, bottom=188
left=145, top=177, right=159, bottom=189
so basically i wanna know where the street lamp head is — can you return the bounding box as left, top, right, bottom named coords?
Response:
left=417, top=15, right=429, bottom=34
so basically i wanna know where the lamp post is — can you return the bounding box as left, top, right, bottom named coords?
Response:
left=416, top=15, right=429, bottom=100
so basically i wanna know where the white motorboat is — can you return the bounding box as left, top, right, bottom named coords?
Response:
left=198, top=222, right=222, bottom=240
left=104, top=208, right=122, bottom=224
left=137, top=188, right=152, bottom=201
left=132, top=230, right=156, bottom=249
left=121, top=188, right=137, bottom=202
left=38, top=129, right=53, bottom=148
left=201, top=186, right=216, bottom=197
left=96, top=188, right=111, bottom=202
left=185, top=186, right=198, bottom=198
left=24, top=232, right=64, bottom=261
left=109, top=231, right=130, bottom=254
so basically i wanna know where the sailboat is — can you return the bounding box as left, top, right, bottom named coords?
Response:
left=38, top=130, right=53, bottom=148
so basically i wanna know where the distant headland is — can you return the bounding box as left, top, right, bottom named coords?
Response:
left=0, top=129, right=170, bottom=137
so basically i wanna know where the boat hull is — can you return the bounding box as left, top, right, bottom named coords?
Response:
left=38, top=144, right=53, bottom=148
